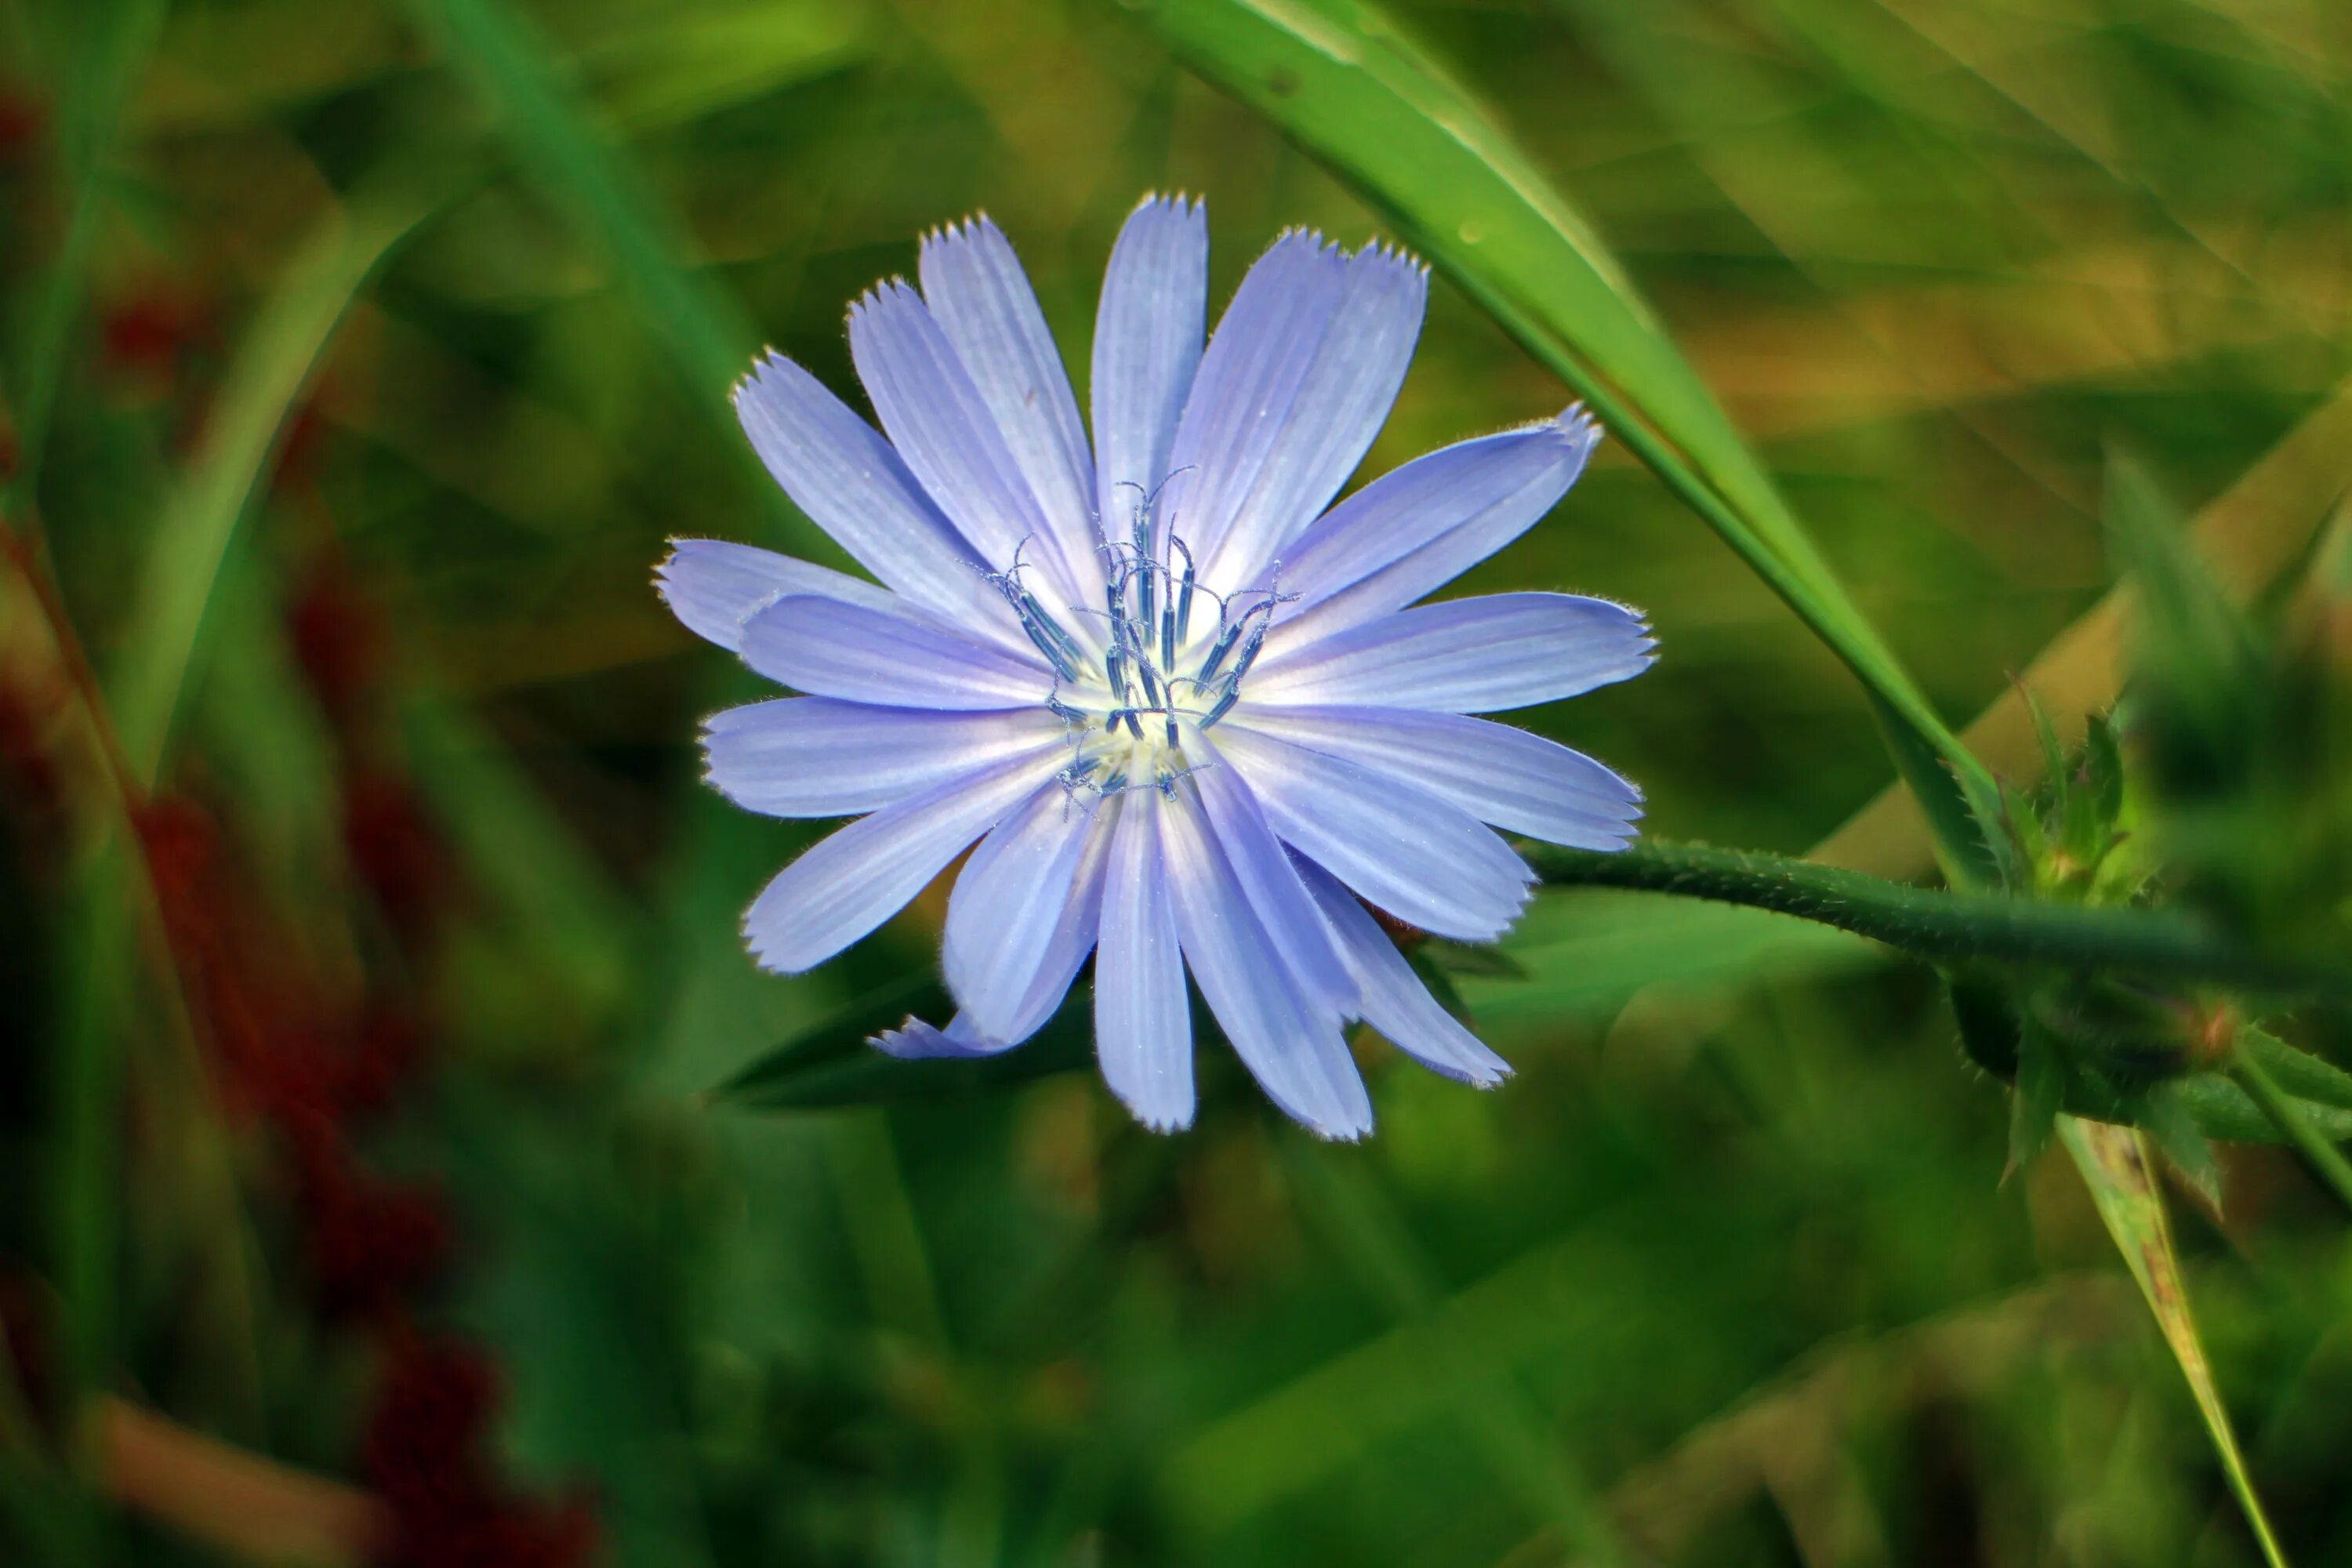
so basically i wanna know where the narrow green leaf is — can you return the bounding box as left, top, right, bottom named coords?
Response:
left=711, top=978, right=1095, bottom=1111
left=1137, top=0, right=1998, bottom=860
left=2024, top=689, right=2066, bottom=811
left=2137, top=1082, right=2223, bottom=1213
left=2005, top=1020, right=2065, bottom=1181
left=1868, top=691, right=2009, bottom=889
left=2085, top=713, right=2126, bottom=825
left=2243, top=1025, right=2352, bottom=1112
left=2056, top=1118, right=2287, bottom=1568
left=111, top=183, right=432, bottom=786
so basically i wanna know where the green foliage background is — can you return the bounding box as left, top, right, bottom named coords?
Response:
left=5, top=0, right=2352, bottom=1563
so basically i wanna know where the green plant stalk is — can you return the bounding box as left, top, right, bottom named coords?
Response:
left=112, top=186, right=431, bottom=786
left=1139, top=0, right=2002, bottom=883
left=1522, top=840, right=2347, bottom=996
left=2233, top=1039, right=2352, bottom=1217
left=2, top=0, right=165, bottom=521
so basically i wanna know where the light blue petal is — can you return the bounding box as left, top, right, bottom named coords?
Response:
left=1249, top=592, right=1655, bottom=713
left=1229, top=706, right=1641, bottom=849
left=1091, top=194, right=1207, bottom=548
left=1160, top=231, right=1348, bottom=568
left=731, top=352, right=1022, bottom=645
left=1094, top=793, right=1193, bottom=1132
left=943, top=784, right=1101, bottom=1040
left=1298, top=861, right=1512, bottom=1088
left=1188, top=730, right=1357, bottom=1018
left=742, top=746, right=1059, bottom=973
left=655, top=539, right=898, bottom=650
left=920, top=216, right=1101, bottom=593
left=740, top=593, right=1052, bottom=710
left=1160, top=789, right=1372, bottom=1141
left=991, top=793, right=1116, bottom=1041
left=887, top=798, right=1114, bottom=1055
left=702, top=699, right=1065, bottom=818
left=1210, top=724, right=1532, bottom=942
left=849, top=281, right=1089, bottom=607
left=1194, top=244, right=1427, bottom=597
left=1274, top=408, right=1600, bottom=634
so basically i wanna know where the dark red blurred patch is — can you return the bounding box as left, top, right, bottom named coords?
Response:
left=132, top=795, right=219, bottom=909
left=343, top=772, right=451, bottom=938
left=288, top=557, right=388, bottom=722
left=100, top=288, right=212, bottom=383
left=305, top=1177, right=451, bottom=1321
left=363, top=1335, right=598, bottom=1568
left=0, top=90, right=42, bottom=162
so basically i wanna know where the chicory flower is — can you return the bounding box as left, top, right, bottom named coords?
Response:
left=659, top=194, right=1652, bottom=1138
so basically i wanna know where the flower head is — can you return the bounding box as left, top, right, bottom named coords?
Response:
left=658, top=195, right=1653, bottom=1138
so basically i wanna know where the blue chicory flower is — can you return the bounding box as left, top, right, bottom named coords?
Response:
left=658, top=194, right=1653, bottom=1138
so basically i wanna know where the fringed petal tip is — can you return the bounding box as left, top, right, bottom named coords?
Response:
left=728, top=347, right=791, bottom=405
left=1256, top=225, right=1428, bottom=278
left=917, top=211, right=997, bottom=251
left=1131, top=190, right=1203, bottom=220
left=1401, top=1042, right=1512, bottom=1091
left=1302, top=1112, right=1374, bottom=1144
left=845, top=277, right=924, bottom=329
left=1118, top=1100, right=1199, bottom=1136
left=869, top=1018, right=993, bottom=1060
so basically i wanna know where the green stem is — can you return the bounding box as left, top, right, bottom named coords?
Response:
left=2233, top=1041, right=2352, bottom=1216
left=1523, top=840, right=2348, bottom=996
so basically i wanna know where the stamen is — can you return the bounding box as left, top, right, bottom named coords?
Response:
left=1196, top=621, right=1245, bottom=685
left=1171, top=537, right=1196, bottom=652
left=1200, top=681, right=1241, bottom=728
left=1228, top=619, right=1269, bottom=686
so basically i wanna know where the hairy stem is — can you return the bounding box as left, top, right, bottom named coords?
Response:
left=1521, top=840, right=2347, bottom=997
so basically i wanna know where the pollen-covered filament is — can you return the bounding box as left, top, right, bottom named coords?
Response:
left=990, top=506, right=1280, bottom=801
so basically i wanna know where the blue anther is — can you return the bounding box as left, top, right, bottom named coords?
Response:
left=1018, top=616, right=1078, bottom=679
left=1196, top=621, right=1244, bottom=685
left=1171, top=537, right=1196, bottom=649
left=1229, top=621, right=1269, bottom=686
left=1200, top=681, right=1241, bottom=728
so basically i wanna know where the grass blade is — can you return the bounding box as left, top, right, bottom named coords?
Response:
left=2056, top=1117, right=2288, bottom=1568
left=111, top=184, right=432, bottom=786
left=1136, top=0, right=1996, bottom=862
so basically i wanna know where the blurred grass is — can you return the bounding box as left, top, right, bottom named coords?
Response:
left=8, top=0, right=2352, bottom=1564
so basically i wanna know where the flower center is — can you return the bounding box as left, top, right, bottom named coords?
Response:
left=988, top=492, right=1283, bottom=802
